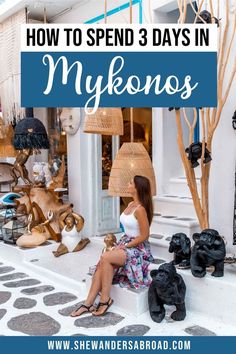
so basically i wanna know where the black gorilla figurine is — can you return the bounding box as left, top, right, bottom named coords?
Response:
left=168, top=107, right=180, bottom=111
left=196, top=10, right=220, bottom=27
left=196, top=10, right=212, bottom=24
left=169, top=233, right=191, bottom=269
left=185, top=142, right=212, bottom=168
left=232, top=111, right=236, bottom=130
left=148, top=262, right=186, bottom=323
left=190, top=229, right=226, bottom=278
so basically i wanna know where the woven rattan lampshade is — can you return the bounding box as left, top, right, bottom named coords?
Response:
left=108, top=142, right=156, bottom=197
left=83, top=108, right=124, bottom=135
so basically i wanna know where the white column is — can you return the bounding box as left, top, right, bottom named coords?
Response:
left=67, top=110, right=97, bottom=238
left=152, top=107, right=165, bottom=195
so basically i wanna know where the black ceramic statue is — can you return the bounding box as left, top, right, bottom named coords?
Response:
left=196, top=10, right=220, bottom=27
left=196, top=10, right=212, bottom=24
left=148, top=262, right=186, bottom=323
left=185, top=142, right=212, bottom=168
left=168, top=107, right=180, bottom=111
left=169, top=233, right=191, bottom=269
left=233, top=168, right=236, bottom=245
left=191, top=229, right=226, bottom=278
left=232, top=111, right=236, bottom=130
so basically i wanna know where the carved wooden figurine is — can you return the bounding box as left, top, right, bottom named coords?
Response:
left=53, top=210, right=90, bottom=257
left=102, top=233, right=117, bottom=253
left=11, top=149, right=33, bottom=186
left=16, top=211, right=53, bottom=248
left=15, top=187, right=72, bottom=241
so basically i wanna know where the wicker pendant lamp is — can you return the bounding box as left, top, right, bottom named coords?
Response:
left=83, top=108, right=124, bottom=135
left=108, top=140, right=156, bottom=197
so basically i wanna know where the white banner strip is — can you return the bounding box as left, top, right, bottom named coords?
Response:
left=21, top=24, right=218, bottom=53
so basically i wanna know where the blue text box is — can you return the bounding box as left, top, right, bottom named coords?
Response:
left=21, top=52, right=217, bottom=108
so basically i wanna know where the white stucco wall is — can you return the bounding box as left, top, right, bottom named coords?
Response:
left=51, top=0, right=143, bottom=24
left=209, top=1, right=236, bottom=252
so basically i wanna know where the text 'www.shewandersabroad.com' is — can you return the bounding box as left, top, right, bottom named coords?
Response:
left=47, top=339, right=191, bottom=351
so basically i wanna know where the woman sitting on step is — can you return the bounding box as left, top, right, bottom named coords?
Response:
left=71, top=175, right=154, bottom=317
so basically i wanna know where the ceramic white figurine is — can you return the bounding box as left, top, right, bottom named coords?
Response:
left=61, top=215, right=82, bottom=252
left=33, top=162, right=52, bottom=187
left=33, top=162, right=45, bottom=185
left=53, top=211, right=90, bottom=257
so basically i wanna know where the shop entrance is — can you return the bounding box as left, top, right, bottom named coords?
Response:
left=96, top=134, right=120, bottom=235
left=96, top=108, right=153, bottom=235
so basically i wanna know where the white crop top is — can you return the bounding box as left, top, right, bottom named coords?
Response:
left=120, top=206, right=141, bottom=237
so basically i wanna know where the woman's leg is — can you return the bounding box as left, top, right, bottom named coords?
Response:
left=86, top=266, right=102, bottom=304
left=71, top=266, right=102, bottom=316
left=94, top=250, right=126, bottom=315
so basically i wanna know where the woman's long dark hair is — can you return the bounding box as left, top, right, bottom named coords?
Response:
left=134, top=175, right=153, bottom=225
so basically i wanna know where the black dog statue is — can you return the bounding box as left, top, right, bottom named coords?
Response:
left=185, top=142, right=212, bottom=168
left=169, top=233, right=191, bottom=269
left=148, top=262, right=186, bottom=323
left=191, top=229, right=226, bottom=278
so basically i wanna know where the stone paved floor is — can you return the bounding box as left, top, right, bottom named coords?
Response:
left=0, top=257, right=236, bottom=336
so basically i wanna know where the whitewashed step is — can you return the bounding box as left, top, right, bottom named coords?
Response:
left=169, top=176, right=201, bottom=198
left=149, top=263, right=236, bottom=326
left=87, top=255, right=236, bottom=325
left=85, top=273, right=148, bottom=316
left=2, top=238, right=236, bottom=327
left=154, top=195, right=197, bottom=218
left=150, top=214, right=200, bottom=238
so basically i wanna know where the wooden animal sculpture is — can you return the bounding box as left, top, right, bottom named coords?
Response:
left=148, top=262, right=186, bottom=323
left=16, top=211, right=53, bottom=248
left=15, top=187, right=72, bottom=241
left=53, top=211, right=90, bottom=257
left=190, top=229, right=226, bottom=278
left=169, top=233, right=191, bottom=269
left=102, top=233, right=117, bottom=253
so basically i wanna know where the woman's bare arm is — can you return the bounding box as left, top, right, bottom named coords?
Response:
left=125, top=207, right=150, bottom=248
left=72, top=212, right=84, bottom=232
left=58, top=210, right=69, bottom=230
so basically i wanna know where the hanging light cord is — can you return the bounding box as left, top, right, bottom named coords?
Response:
left=44, top=7, right=47, bottom=24
left=130, top=0, right=133, bottom=24
left=130, top=108, right=134, bottom=142
left=104, top=0, right=107, bottom=24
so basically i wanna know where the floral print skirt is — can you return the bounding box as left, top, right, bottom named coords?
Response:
left=112, top=234, right=154, bottom=289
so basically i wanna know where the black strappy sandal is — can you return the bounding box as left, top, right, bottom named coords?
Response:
left=70, top=304, right=94, bottom=317
left=92, top=298, right=114, bottom=317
